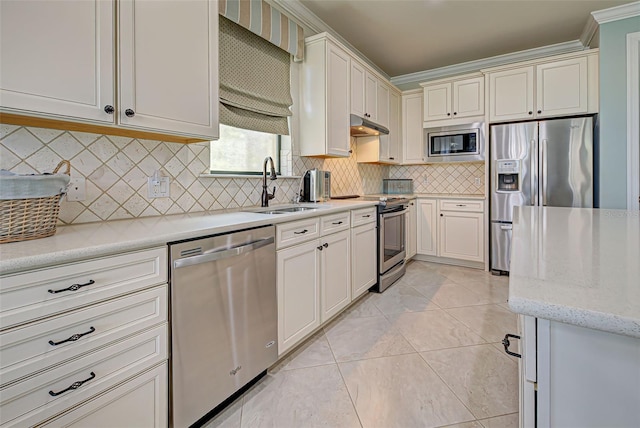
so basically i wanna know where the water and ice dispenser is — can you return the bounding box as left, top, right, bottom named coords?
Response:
left=496, top=160, right=521, bottom=192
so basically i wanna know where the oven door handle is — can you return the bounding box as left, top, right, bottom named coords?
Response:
left=380, top=207, right=407, bottom=217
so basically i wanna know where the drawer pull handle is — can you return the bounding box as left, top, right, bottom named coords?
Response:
left=501, top=333, right=521, bottom=358
left=49, top=326, right=96, bottom=346
left=455, top=204, right=466, bottom=207
left=49, top=372, right=96, bottom=396
left=48, top=280, right=95, bottom=294
left=332, top=221, right=343, bottom=225
left=363, top=215, right=371, bottom=218
left=294, top=229, right=308, bottom=235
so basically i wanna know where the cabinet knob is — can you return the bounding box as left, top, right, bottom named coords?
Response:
left=125, top=109, right=135, bottom=117
left=349, top=150, right=353, bottom=154
left=447, top=113, right=451, bottom=116
left=453, top=112, right=457, bottom=115
left=440, top=213, right=443, bottom=217
left=104, top=105, right=114, bottom=114
left=317, top=245, right=323, bottom=251
left=323, top=242, right=329, bottom=248
left=528, top=111, right=533, bottom=115
left=389, top=157, right=394, bottom=160
left=537, top=110, right=542, bottom=114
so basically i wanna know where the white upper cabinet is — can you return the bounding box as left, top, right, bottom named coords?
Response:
left=299, top=34, right=351, bottom=157
left=402, top=91, right=424, bottom=164
left=0, top=0, right=219, bottom=141
left=488, top=66, right=535, bottom=122
left=376, top=82, right=390, bottom=128
left=536, top=57, right=588, bottom=118
left=0, top=0, right=115, bottom=124
left=365, top=72, right=378, bottom=122
left=350, top=61, right=366, bottom=118
left=118, top=0, right=219, bottom=139
left=421, top=74, right=484, bottom=125
left=486, top=50, right=598, bottom=123
left=423, top=83, right=451, bottom=122
left=386, top=90, right=401, bottom=162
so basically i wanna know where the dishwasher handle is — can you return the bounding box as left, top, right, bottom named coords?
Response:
left=173, top=236, right=275, bottom=269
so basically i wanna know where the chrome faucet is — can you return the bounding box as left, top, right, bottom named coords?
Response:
left=261, top=156, right=277, bottom=207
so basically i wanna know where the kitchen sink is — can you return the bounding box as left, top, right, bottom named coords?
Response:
left=247, top=206, right=319, bottom=214
left=253, top=210, right=288, bottom=214
left=273, top=207, right=314, bottom=212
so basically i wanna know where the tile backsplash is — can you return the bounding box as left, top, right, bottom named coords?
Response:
left=0, top=125, right=388, bottom=225
left=389, top=163, right=485, bottom=194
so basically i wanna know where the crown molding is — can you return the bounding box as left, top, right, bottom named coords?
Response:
left=390, top=40, right=585, bottom=89
left=592, top=1, right=640, bottom=24
left=580, top=15, right=599, bottom=47
left=267, top=0, right=390, bottom=79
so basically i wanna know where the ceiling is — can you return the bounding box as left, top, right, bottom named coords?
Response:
left=299, top=0, right=634, bottom=78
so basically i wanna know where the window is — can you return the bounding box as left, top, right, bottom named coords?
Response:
left=210, top=125, right=280, bottom=175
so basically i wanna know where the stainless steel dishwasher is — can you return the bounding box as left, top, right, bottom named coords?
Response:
left=169, top=225, right=277, bottom=427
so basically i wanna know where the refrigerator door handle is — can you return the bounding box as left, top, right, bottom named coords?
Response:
left=541, top=138, right=548, bottom=206
left=531, top=139, right=538, bottom=206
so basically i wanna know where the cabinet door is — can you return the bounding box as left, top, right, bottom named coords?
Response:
left=536, top=57, right=588, bottom=118
left=350, top=61, right=366, bottom=117
left=365, top=72, right=378, bottom=121
left=402, top=93, right=424, bottom=164
left=488, top=66, right=534, bottom=122
left=351, top=223, right=377, bottom=299
left=405, top=201, right=417, bottom=259
left=320, top=230, right=351, bottom=322
left=416, top=200, right=437, bottom=256
left=423, top=82, right=451, bottom=122
left=377, top=82, right=390, bottom=128
left=453, top=76, right=484, bottom=118
left=277, top=240, right=320, bottom=355
left=0, top=0, right=115, bottom=123
left=41, top=363, right=168, bottom=428
left=439, top=211, right=484, bottom=262
left=118, top=0, right=219, bottom=139
left=387, top=91, right=401, bottom=163
left=326, top=43, right=351, bottom=157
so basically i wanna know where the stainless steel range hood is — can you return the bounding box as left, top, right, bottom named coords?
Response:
left=350, top=114, right=389, bottom=137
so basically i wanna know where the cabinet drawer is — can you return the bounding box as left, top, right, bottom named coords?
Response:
left=320, top=211, right=350, bottom=235
left=351, top=207, right=377, bottom=226
left=0, top=247, right=167, bottom=330
left=41, top=363, right=168, bottom=428
left=276, top=218, right=320, bottom=249
left=439, top=199, right=484, bottom=212
left=0, top=286, right=167, bottom=387
left=0, top=324, right=167, bottom=428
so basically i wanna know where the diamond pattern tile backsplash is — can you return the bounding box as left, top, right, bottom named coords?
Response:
left=0, top=126, right=389, bottom=225
left=1, top=125, right=482, bottom=225
left=389, top=163, right=485, bottom=194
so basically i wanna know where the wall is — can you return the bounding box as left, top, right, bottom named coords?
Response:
left=598, top=16, right=640, bottom=209
left=0, top=125, right=387, bottom=224
left=389, top=163, right=485, bottom=194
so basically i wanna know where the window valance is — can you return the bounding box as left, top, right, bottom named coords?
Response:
left=219, top=0, right=304, bottom=61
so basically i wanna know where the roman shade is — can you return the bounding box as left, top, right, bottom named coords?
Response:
left=219, top=16, right=293, bottom=135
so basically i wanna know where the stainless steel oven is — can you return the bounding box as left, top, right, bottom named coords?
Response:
left=373, top=197, right=409, bottom=292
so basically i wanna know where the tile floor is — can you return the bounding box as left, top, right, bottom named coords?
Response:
left=204, top=261, right=519, bottom=428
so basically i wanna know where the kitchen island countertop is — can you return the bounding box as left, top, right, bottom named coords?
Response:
left=508, top=206, right=640, bottom=338
left=0, top=200, right=378, bottom=275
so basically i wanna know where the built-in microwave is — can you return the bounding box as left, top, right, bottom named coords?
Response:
left=424, top=122, right=485, bottom=163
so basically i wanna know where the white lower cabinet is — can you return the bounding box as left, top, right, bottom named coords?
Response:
left=438, top=211, right=484, bottom=263
left=515, top=315, right=640, bottom=427
left=0, top=247, right=169, bottom=427
left=416, top=199, right=437, bottom=256
left=416, top=198, right=485, bottom=265
left=276, top=239, right=321, bottom=355
left=41, top=363, right=168, bottom=428
left=351, top=222, right=377, bottom=299
left=405, top=200, right=417, bottom=260
left=320, top=230, right=351, bottom=323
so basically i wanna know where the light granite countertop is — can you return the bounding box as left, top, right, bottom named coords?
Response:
left=508, top=206, right=640, bottom=338
left=0, top=200, right=377, bottom=275
left=413, top=193, right=486, bottom=200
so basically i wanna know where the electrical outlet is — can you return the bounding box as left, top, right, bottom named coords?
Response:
left=148, top=176, right=170, bottom=198
left=474, top=177, right=481, bottom=186
left=66, top=177, right=86, bottom=202
left=423, top=174, right=428, bottom=184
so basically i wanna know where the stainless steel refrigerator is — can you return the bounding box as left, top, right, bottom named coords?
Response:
left=490, top=116, right=595, bottom=273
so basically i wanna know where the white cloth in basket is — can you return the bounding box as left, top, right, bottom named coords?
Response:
left=0, top=169, right=70, bottom=200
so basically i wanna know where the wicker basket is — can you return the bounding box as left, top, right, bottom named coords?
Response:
left=0, top=161, right=71, bottom=244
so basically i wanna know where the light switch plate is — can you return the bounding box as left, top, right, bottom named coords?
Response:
left=148, top=176, right=170, bottom=198
left=67, top=177, right=86, bottom=202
